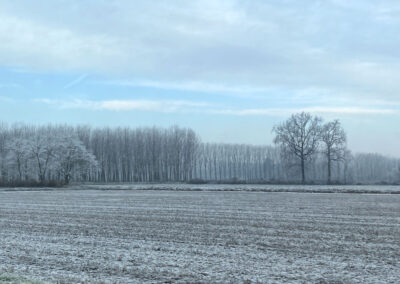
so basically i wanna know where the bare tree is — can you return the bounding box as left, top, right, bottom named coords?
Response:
left=321, top=120, right=347, bottom=184
left=273, top=112, right=322, bottom=183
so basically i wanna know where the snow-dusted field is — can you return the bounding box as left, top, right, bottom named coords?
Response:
left=1, top=188, right=399, bottom=283
left=73, top=183, right=400, bottom=194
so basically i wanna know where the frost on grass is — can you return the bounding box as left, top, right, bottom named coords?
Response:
left=0, top=273, right=49, bottom=284
left=0, top=189, right=399, bottom=283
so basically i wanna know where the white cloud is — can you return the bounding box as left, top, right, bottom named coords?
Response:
left=0, top=0, right=400, bottom=119
left=36, top=98, right=398, bottom=116
left=214, top=107, right=397, bottom=116
left=35, top=98, right=209, bottom=113
left=0, top=14, right=127, bottom=72
left=302, top=107, right=398, bottom=115
left=0, top=0, right=399, bottom=103
left=100, top=80, right=270, bottom=96
left=100, top=100, right=208, bottom=112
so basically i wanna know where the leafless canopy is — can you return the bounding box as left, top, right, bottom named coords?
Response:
left=273, top=112, right=322, bottom=183
left=321, top=120, right=347, bottom=183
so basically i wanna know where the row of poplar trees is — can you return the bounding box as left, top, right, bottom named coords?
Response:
left=0, top=113, right=399, bottom=185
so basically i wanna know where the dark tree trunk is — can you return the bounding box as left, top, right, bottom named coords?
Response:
left=301, top=157, right=305, bottom=184
left=327, top=153, right=331, bottom=184
left=64, top=174, right=70, bottom=185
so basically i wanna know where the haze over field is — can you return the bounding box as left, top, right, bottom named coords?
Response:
left=0, top=0, right=399, bottom=156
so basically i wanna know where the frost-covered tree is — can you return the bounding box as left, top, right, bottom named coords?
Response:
left=321, top=120, right=347, bottom=184
left=273, top=112, right=322, bottom=183
left=0, top=121, right=398, bottom=185
left=28, top=133, right=57, bottom=183
left=6, top=137, right=31, bottom=180
left=342, top=149, right=354, bottom=184
left=54, top=136, right=98, bottom=184
left=0, top=123, right=9, bottom=182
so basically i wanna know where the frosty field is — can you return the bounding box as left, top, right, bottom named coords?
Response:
left=1, top=187, right=399, bottom=283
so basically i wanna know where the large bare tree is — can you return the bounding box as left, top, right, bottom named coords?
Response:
left=273, top=112, right=322, bottom=183
left=321, top=120, right=347, bottom=184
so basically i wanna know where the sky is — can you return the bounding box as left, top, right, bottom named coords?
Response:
left=0, top=0, right=399, bottom=156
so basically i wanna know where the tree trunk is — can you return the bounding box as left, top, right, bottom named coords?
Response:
left=327, top=157, right=331, bottom=184
left=39, top=173, right=45, bottom=183
left=64, top=174, right=70, bottom=185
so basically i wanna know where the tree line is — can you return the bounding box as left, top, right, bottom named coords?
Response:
left=0, top=113, right=398, bottom=186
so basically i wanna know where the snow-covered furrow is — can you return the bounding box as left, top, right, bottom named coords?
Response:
left=0, top=190, right=399, bottom=283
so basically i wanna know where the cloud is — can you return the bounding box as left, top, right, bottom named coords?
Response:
left=0, top=0, right=400, bottom=121
left=1, top=0, right=400, bottom=103
left=35, top=98, right=209, bottom=113
left=100, top=100, right=208, bottom=112
left=214, top=107, right=397, bottom=116
left=304, top=107, right=398, bottom=115
left=100, top=79, right=270, bottom=96
left=0, top=13, right=126, bottom=73
left=36, top=98, right=398, bottom=116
